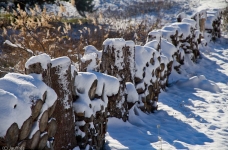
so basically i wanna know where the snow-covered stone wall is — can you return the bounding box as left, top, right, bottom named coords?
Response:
left=191, top=9, right=222, bottom=41
left=0, top=8, right=223, bottom=150
left=0, top=73, right=57, bottom=149
left=100, top=38, right=135, bottom=121
left=73, top=71, right=120, bottom=149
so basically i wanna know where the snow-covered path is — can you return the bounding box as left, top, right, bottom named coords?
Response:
left=105, top=37, right=228, bottom=150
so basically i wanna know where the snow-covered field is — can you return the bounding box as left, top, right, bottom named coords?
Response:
left=105, top=36, right=228, bottom=149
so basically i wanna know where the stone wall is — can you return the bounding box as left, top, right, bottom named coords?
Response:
left=0, top=9, right=223, bottom=150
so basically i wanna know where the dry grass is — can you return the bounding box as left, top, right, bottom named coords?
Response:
left=0, top=1, right=173, bottom=73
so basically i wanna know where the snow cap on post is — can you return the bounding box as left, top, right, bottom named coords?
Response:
left=25, top=53, right=51, bottom=70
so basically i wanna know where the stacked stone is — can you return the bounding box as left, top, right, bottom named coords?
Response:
left=73, top=71, right=119, bottom=150
left=171, top=22, right=199, bottom=62
left=134, top=44, right=161, bottom=112
left=80, top=45, right=102, bottom=72
left=205, top=9, right=222, bottom=40
left=146, top=30, right=180, bottom=75
left=100, top=38, right=135, bottom=121
left=0, top=56, right=58, bottom=150
left=25, top=55, right=77, bottom=150
left=0, top=94, right=57, bottom=150
left=0, top=70, right=7, bottom=78
left=159, top=55, right=169, bottom=90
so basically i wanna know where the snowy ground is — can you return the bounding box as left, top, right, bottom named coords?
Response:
left=105, top=36, right=228, bottom=150
left=103, top=0, right=228, bottom=149
left=45, top=0, right=227, bottom=21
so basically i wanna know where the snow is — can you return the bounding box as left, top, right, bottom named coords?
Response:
left=147, top=30, right=162, bottom=42
left=84, top=45, right=102, bottom=59
left=105, top=34, right=228, bottom=150
left=135, top=45, right=159, bottom=80
left=73, top=71, right=120, bottom=117
left=51, top=56, right=71, bottom=68
left=125, top=82, right=138, bottom=103
left=81, top=53, right=98, bottom=71
left=25, top=53, right=51, bottom=69
left=161, top=38, right=177, bottom=61
left=4, top=40, right=34, bottom=55
left=74, top=72, right=97, bottom=96
left=73, top=146, right=80, bottom=150
left=176, top=12, right=186, bottom=21
left=103, top=38, right=126, bottom=48
left=73, top=72, right=96, bottom=116
left=0, top=73, right=57, bottom=137
left=90, top=71, right=120, bottom=97
left=144, top=40, right=159, bottom=50
left=2, top=0, right=228, bottom=148
left=4, top=40, right=18, bottom=48
left=171, top=22, right=192, bottom=39
left=182, top=18, right=196, bottom=28
left=177, top=75, right=221, bottom=93
left=205, top=14, right=217, bottom=30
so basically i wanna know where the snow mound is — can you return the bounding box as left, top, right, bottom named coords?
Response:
left=147, top=30, right=162, bottom=42
left=182, top=18, right=196, bottom=28
left=25, top=53, right=51, bottom=69
left=177, top=75, right=221, bottom=93
left=84, top=45, right=102, bottom=59
left=91, top=71, right=120, bottom=97
left=51, top=56, right=71, bottom=68
left=126, top=82, right=138, bottom=103
left=161, top=38, right=178, bottom=61
left=171, top=22, right=192, bottom=39
left=73, top=71, right=120, bottom=117
left=135, top=45, right=160, bottom=80
left=103, top=38, right=126, bottom=48
left=144, top=40, right=159, bottom=49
